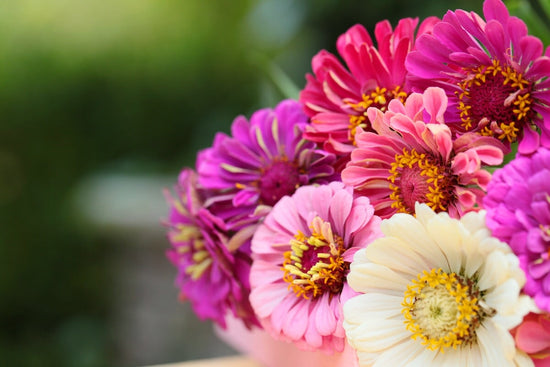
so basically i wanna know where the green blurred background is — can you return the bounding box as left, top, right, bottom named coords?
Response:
left=1, top=0, right=547, bottom=366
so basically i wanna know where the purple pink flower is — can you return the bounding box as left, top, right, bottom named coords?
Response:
left=165, top=169, right=258, bottom=329
left=484, top=147, right=550, bottom=313
left=406, top=0, right=550, bottom=154
left=342, top=87, right=505, bottom=219
left=249, top=182, right=382, bottom=353
left=197, top=99, right=336, bottom=215
left=299, top=17, right=439, bottom=157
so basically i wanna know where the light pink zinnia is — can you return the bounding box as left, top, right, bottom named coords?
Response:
left=249, top=182, right=382, bottom=353
left=406, top=0, right=550, bottom=154
left=299, top=17, right=439, bottom=157
left=342, top=87, right=505, bottom=219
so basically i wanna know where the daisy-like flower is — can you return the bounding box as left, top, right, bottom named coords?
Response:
left=299, top=16, right=439, bottom=157
left=341, top=87, right=505, bottom=219
left=484, top=147, right=550, bottom=312
left=249, top=182, right=382, bottom=353
left=165, top=169, right=258, bottom=329
left=343, top=203, right=532, bottom=367
left=197, top=99, right=336, bottom=213
left=406, top=0, right=550, bottom=154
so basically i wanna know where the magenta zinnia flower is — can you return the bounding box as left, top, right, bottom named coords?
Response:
left=406, top=0, right=550, bottom=154
left=342, top=87, right=505, bottom=219
left=197, top=99, right=336, bottom=213
left=165, top=169, right=258, bottom=329
left=249, top=182, right=382, bottom=353
left=484, top=147, right=550, bottom=313
left=299, top=17, right=439, bottom=156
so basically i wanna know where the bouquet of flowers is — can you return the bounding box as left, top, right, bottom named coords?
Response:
left=164, top=0, right=550, bottom=365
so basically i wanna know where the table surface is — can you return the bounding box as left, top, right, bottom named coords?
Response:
left=146, top=355, right=261, bottom=367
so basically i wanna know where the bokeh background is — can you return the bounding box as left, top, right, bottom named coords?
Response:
left=1, top=0, right=548, bottom=366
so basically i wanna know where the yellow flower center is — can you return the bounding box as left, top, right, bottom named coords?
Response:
left=282, top=216, right=348, bottom=300
left=346, top=86, right=408, bottom=144
left=402, top=268, right=494, bottom=352
left=456, top=59, right=534, bottom=143
left=388, top=148, right=457, bottom=213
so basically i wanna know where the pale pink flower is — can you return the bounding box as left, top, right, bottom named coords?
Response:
left=249, top=182, right=382, bottom=353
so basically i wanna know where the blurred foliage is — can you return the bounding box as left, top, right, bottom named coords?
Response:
left=0, top=0, right=547, bottom=366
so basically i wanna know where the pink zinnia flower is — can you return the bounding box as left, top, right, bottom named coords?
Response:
left=249, top=182, right=382, bottom=353
left=165, top=169, right=258, bottom=329
left=406, top=0, right=550, bottom=154
left=197, top=99, right=336, bottom=213
left=484, top=147, right=550, bottom=312
left=342, top=87, right=505, bottom=219
left=299, top=17, right=439, bottom=157
left=513, top=312, right=550, bottom=367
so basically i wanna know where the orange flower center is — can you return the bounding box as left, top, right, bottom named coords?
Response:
left=346, top=86, right=408, bottom=144
left=282, top=217, right=348, bottom=300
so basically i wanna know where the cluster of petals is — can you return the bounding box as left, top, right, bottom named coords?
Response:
left=197, top=99, right=336, bottom=214
left=342, top=87, right=505, bottom=219
left=484, top=147, right=550, bottom=313
left=165, top=169, right=258, bottom=329
left=299, top=17, right=439, bottom=158
left=249, top=182, right=382, bottom=353
left=513, top=312, right=550, bottom=366
left=343, top=203, right=532, bottom=367
left=406, top=0, right=550, bottom=154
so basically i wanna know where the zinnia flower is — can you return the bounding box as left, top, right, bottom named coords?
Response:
left=513, top=312, right=550, bottom=367
left=406, top=0, right=550, bottom=154
left=484, top=147, right=550, bottom=312
left=299, top=17, right=439, bottom=157
left=197, top=99, right=336, bottom=215
left=249, top=182, right=382, bottom=353
left=341, top=87, right=505, bottom=219
left=165, top=169, right=258, bottom=329
left=343, top=203, right=532, bottom=367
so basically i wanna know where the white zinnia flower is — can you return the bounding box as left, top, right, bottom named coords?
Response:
left=343, top=203, right=534, bottom=367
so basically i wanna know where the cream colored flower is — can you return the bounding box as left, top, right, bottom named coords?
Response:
left=343, top=203, right=534, bottom=367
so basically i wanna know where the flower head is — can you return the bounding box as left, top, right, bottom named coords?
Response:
left=343, top=203, right=532, bottom=366
left=249, top=182, right=382, bottom=353
left=406, top=0, right=550, bottom=154
left=299, top=17, right=439, bottom=157
left=197, top=99, right=336, bottom=215
left=342, top=87, right=505, bottom=219
left=165, top=169, right=258, bottom=329
left=484, top=147, right=550, bottom=313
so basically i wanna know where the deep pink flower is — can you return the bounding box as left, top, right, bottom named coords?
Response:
left=484, top=147, right=550, bottom=312
left=165, top=169, right=258, bottom=329
left=299, top=17, right=439, bottom=157
left=197, top=99, right=336, bottom=215
left=513, top=312, right=550, bottom=367
left=342, top=87, right=505, bottom=219
left=249, top=182, right=382, bottom=353
left=406, top=0, right=550, bottom=154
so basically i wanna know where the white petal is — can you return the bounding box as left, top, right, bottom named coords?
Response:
left=380, top=212, right=448, bottom=268
left=364, top=237, right=431, bottom=278
left=477, top=250, right=513, bottom=291
left=348, top=262, right=409, bottom=296
left=476, top=321, right=516, bottom=366
left=343, top=293, right=403, bottom=325
left=424, top=214, right=466, bottom=273
left=373, top=338, right=426, bottom=367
